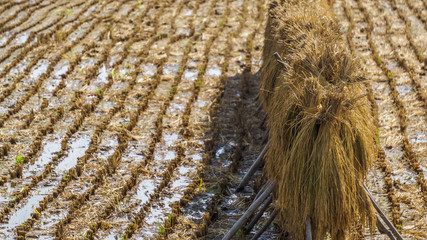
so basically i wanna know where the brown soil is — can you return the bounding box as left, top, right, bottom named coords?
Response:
left=0, top=0, right=425, bottom=239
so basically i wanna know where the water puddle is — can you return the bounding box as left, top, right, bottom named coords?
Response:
left=0, top=36, right=7, bottom=45
left=29, top=59, right=50, bottom=79
left=154, top=150, right=177, bottom=162
left=167, top=102, right=186, bottom=115
left=45, top=78, right=62, bottom=92
left=176, top=27, right=191, bottom=36
left=0, top=193, right=47, bottom=237
left=190, top=153, right=203, bottom=162
left=111, top=81, right=128, bottom=90
left=96, top=63, right=109, bottom=83
left=163, top=63, right=180, bottom=76
left=56, top=136, right=91, bottom=171
left=205, top=66, right=221, bottom=77
left=23, top=138, right=62, bottom=178
left=371, top=81, right=390, bottom=94
left=421, top=165, right=427, bottom=180
left=409, top=132, right=426, bottom=144
left=138, top=191, right=183, bottom=238
left=135, top=179, right=156, bottom=206
left=163, top=133, right=179, bottom=147
left=182, top=8, right=193, bottom=16
left=186, top=61, right=198, bottom=68
left=231, top=0, right=244, bottom=7
left=183, top=69, right=198, bottom=81
left=215, top=141, right=236, bottom=166
left=98, top=138, right=118, bottom=161
left=141, top=63, right=157, bottom=77
left=52, top=62, right=69, bottom=78
left=65, top=77, right=82, bottom=91
left=195, top=99, right=209, bottom=108
left=386, top=61, right=398, bottom=71
left=16, top=32, right=30, bottom=45
left=181, top=192, right=214, bottom=223
left=0, top=136, right=91, bottom=235
left=391, top=172, right=417, bottom=184
left=408, top=16, right=425, bottom=35
left=136, top=162, right=197, bottom=238
left=215, top=146, right=225, bottom=159
left=396, top=84, right=414, bottom=95
left=0, top=107, right=9, bottom=116
left=0, top=182, right=13, bottom=205
left=170, top=174, right=190, bottom=191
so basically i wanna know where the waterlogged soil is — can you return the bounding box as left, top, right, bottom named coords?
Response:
left=0, top=0, right=425, bottom=239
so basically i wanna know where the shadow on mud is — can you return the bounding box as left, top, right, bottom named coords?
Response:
left=186, top=70, right=281, bottom=239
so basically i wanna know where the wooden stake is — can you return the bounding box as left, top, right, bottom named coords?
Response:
left=363, top=184, right=403, bottom=240
left=306, top=216, right=312, bottom=240
left=250, top=209, right=279, bottom=240
left=377, top=216, right=396, bottom=240
left=222, top=182, right=276, bottom=240
left=245, top=195, right=273, bottom=234
left=236, top=144, right=269, bottom=192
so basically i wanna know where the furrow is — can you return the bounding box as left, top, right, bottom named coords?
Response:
left=403, top=0, right=427, bottom=34
left=129, top=0, right=234, bottom=238
left=56, top=1, right=217, bottom=238
left=17, top=1, right=188, bottom=238
left=9, top=1, right=151, bottom=237
left=0, top=0, right=95, bottom=49
left=88, top=1, right=219, bottom=238
left=0, top=0, right=78, bottom=36
left=340, top=0, right=402, bottom=231
left=400, top=0, right=427, bottom=65
left=181, top=0, right=267, bottom=238
left=387, top=0, right=427, bottom=110
left=0, top=7, right=115, bottom=184
left=157, top=0, right=247, bottom=237
left=206, top=2, right=267, bottom=239
left=0, top=0, right=119, bottom=169
left=0, top=0, right=88, bottom=60
left=358, top=0, right=427, bottom=205
left=0, top=1, right=28, bottom=16
left=0, top=0, right=136, bottom=236
left=0, top=0, right=42, bottom=31
left=0, top=1, right=98, bottom=102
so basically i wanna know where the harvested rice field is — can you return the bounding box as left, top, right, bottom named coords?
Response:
left=0, top=0, right=425, bottom=239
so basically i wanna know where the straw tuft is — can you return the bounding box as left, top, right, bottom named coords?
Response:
left=261, top=0, right=376, bottom=239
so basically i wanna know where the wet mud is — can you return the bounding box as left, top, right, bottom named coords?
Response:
left=0, top=0, right=425, bottom=239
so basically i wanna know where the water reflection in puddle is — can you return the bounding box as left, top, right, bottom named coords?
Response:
left=0, top=136, right=91, bottom=236
left=183, top=69, right=198, bottom=81
left=30, top=60, right=50, bottom=79
left=56, top=136, right=91, bottom=171
left=23, top=138, right=62, bottom=178
left=53, top=63, right=69, bottom=78
left=141, top=63, right=157, bottom=77
left=163, top=133, right=179, bottom=147
left=154, top=150, right=176, bottom=162
left=205, top=67, right=221, bottom=77
left=409, top=132, right=426, bottom=144
left=396, top=85, right=414, bottom=95
left=163, top=63, right=180, bottom=76
left=135, top=179, right=156, bottom=206
left=16, top=32, right=30, bottom=45
left=168, top=102, right=186, bottom=115
left=96, top=63, right=109, bottom=83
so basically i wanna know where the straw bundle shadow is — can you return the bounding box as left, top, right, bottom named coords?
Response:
left=261, top=0, right=376, bottom=239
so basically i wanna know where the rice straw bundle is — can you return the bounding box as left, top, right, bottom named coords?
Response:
left=261, top=0, right=376, bottom=239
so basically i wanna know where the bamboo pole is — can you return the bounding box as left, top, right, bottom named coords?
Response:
left=222, top=182, right=276, bottom=240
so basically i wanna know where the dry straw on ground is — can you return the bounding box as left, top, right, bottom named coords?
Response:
left=261, top=0, right=377, bottom=239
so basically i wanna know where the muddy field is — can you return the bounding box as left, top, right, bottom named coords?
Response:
left=0, top=0, right=425, bottom=239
